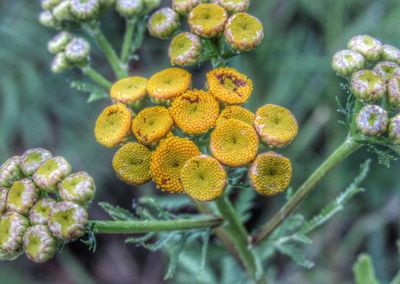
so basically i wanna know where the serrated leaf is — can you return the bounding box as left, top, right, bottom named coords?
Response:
left=164, top=233, right=188, bottom=280
left=235, top=189, right=256, bottom=223
left=353, top=254, right=380, bottom=284
left=125, top=233, right=155, bottom=244
left=277, top=243, right=314, bottom=269
left=291, top=234, right=313, bottom=244
left=98, top=202, right=135, bottom=221
left=273, top=214, right=305, bottom=237
left=70, top=80, right=109, bottom=103
left=142, top=232, right=175, bottom=252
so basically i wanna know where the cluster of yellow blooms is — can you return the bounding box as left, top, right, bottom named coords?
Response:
left=94, top=67, right=298, bottom=201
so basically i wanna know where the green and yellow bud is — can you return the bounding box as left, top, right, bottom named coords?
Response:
left=33, top=156, right=72, bottom=193
left=53, top=0, right=73, bottom=21
left=29, top=198, right=57, bottom=225
left=20, top=148, right=53, bottom=177
left=70, top=0, right=100, bottom=21
left=65, top=37, right=91, bottom=64
left=48, top=201, right=88, bottom=241
left=115, top=0, right=144, bottom=17
left=373, top=61, right=400, bottom=81
left=350, top=70, right=386, bottom=102
left=39, top=10, right=58, bottom=29
left=147, top=8, right=180, bottom=40
left=388, top=77, right=400, bottom=108
left=48, top=32, right=73, bottom=54
left=356, top=104, right=388, bottom=136
left=0, top=156, right=23, bottom=188
left=331, top=49, right=365, bottom=77
left=213, top=0, right=249, bottom=13
left=51, top=52, right=70, bottom=73
left=188, top=3, right=228, bottom=38
left=347, top=35, right=383, bottom=62
left=58, top=172, right=96, bottom=204
left=0, top=212, right=29, bottom=254
left=382, top=44, right=400, bottom=64
left=172, top=0, right=200, bottom=16
left=23, top=225, right=58, bottom=264
left=169, top=32, right=202, bottom=66
left=7, top=179, right=39, bottom=216
left=389, top=114, right=400, bottom=144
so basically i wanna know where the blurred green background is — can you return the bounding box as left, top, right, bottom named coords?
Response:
left=0, top=0, right=399, bottom=283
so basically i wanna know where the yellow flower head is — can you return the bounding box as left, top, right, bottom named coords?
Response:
left=169, top=90, right=220, bottom=135
left=249, top=152, right=292, bottom=196
left=147, top=68, right=192, bottom=101
left=254, top=104, right=298, bottom=147
left=112, top=142, right=152, bottom=186
left=94, top=104, right=132, bottom=148
left=132, top=106, right=174, bottom=145
left=210, top=118, right=258, bottom=167
left=110, top=76, right=148, bottom=106
left=188, top=3, right=228, bottom=38
left=150, top=136, right=200, bottom=193
left=180, top=155, right=226, bottom=202
left=216, top=105, right=254, bottom=126
left=207, top=67, right=253, bottom=104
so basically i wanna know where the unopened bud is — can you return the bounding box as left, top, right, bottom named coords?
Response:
left=7, top=179, right=39, bottom=216
left=58, top=172, right=96, bottom=204
left=213, top=0, right=249, bottom=13
left=29, top=198, right=57, bottom=225
left=20, top=148, right=53, bottom=177
left=0, top=212, right=29, bottom=254
left=41, top=0, right=62, bottom=10
left=356, top=104, right=388, bottom=136
left=70, top=0, right=100, bottom=21
left=53, top=0, right=73, bottom=21
left=389, top=114, right=400, bottom=144
left=51, top=52, right=70, bottom=73
left=65, top=37, right=91, bottom=64
left=372, top=61, right=400, bottom=81
left=147, top=8, right=180, bottom=40
left=188, top=3, right=228, bottom=38
left=388, top=77, right=400, bottom=108
left=23, top=225, right=57, bottom=263
left=382, top=44, right=400, bottom=64
left=347, top=35, right=383, bottom=62
left=48, top=31, right=73, bottom=54
left=172, top=0, right=200, bottom=16
left=0, top=156, right=23, bottom=188
left=350, top=70, right=386, bottom=102
left=169, top=32, right=202, bottom=66
left=39, top=11, right=58, bottom=29
left=331, top=49, right=365, bottom=77
left=115, top=0, right=144, bottom=17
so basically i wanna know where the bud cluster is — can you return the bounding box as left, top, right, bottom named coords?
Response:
left=0, top=148, right=95, bottom=263
left=332, top=35, right=400, bottom=141
left=147, top=0, right=264, bottom=66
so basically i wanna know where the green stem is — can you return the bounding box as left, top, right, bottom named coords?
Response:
left=83, top=24, right=128, bottom=79
left=120, top=18, right=137, bottom=63
left=82, top=66, right=113, bottom=90
left=252, top=134, right=363, bottom=245
left=91, top=216, right=223, bottom=234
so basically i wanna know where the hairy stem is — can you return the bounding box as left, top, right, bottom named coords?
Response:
left=120, top=18, right=137, bottom=63
left=91, top=216, right=223, bottom=234
left=82, top=66, right=113, bottom=90
left=252, top=134, right=363, bottom=245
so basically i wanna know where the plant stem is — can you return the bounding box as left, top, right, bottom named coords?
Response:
left=82, top=66, right=113, bottom=90
left=252, top=134, right=363, bottom=245
left=120, top=18, right=137, bottom=63
left=83, top=24, right=128, bottom=79
left=91, top=216, right=223, bottom=234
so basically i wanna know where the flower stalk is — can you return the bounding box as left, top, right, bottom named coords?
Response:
left=120, top=18, right=138, bottom=63
left=82, top=66, right=113, bottom=90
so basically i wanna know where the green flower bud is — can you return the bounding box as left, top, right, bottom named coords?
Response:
left=213, top=0, right=249, bottom=13
left=388, top=77, right=400, bottom=108
left=115, top=0, right=144, bottom=17
left=23, top=225, right=57, bottom=263
left=48, top=32, right=73, bottom=54
left=347, top=35, right=383, bottom=62
left=188, top=3, right=228, bottom=38
left=70, top=0, right=100, bottom=21
left=351, top=70, right=386, bottom=102
left=53, top=0, right=73, bottom=21
left=39, top=10, right=59, bottom=29
left=0, top=188, right=8, bottom=214
left=356, top=104, right=388, bottom=136
left=0, top=212, right=29, bottom=254
left=0, top=156, right=23, bottom=188
left=172, top=0, right=200, bottom=16
left=331, top=49, right=365, bottom=77
left=143, top=0, right=161, bottom=12
left=373, top=61, right=400, bottom=82
left=7, top=179, right=39, bottom=216
left=20, top=148, right=53, bottom=177
left=58, top=172, right=96, bottom=204
left=65, top=37, right=91, bottom=64
left=382, top=44, right=400, bottom=64
left=33, top=156, right=72, bottom=193
left=51, top=52, right=70, bottom=73
left=147, top=8, right=180, bottom=40
left=169, top=32, right=202, bottom=66
left=224, top=12, right=264, bottom=51
left=389, top=114, right=400, bottom=144
left=48, top=201, right=88, bottom=241
left=29, top=198, right=57, bottom=225
left=41, top=0, right=62, bottom=10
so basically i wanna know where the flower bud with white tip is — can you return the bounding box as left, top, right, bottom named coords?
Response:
left=70, top=0, right=100, bottom=21
left=373, top=61, right=400, bottom=81
left=7, top=179, right=39, bottom=216
left=48, top=201, right=88, bottom=241
left=0, top=212, right=29, bottom=255
left=169, top=32, right=202, bottom=66
left=388, top=77, right=400, bottom=108
left=350, top=70, right=386, bottom=102
left=213, top=0, right=249, bottom=13
left=48, top=32, right=73, bottom=54
left=53, top=0, right=73, bottom=21
left=20, top=148, right=53, bottom=177
left=172, top=0, right=200, bottom=16
left=58, top=172, right=96, bottom=204
left=41, top=0, right=62, bottom=10
left=29, top=198, right=57, bottom=225
left=65, top=37, right=91, bottom=64
left=23, top=225, right=57, bottom=264
left=115, top=0, right=144, bottom=17
left=0, top=156, right=23, bottom=188
left=147, top=8, right=180, bottom=40
left=382, top=44, right=400, bottom=64
left=51, top=52, right=70, bottom=73
left=33, top=156, right=72, bottom=193
left=356, top=104, right=388, bottom=136
left=331, top=49, right=365, bottom=77
left=389, top=113, right=400, bottom=144
left=347, top=35, right=383, bottom=62
left=39, top=10, right=59, bottom=29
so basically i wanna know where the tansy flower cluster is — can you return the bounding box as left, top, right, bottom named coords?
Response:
left=94, top=66, right=298, bottom=201
left=332, top=35, right=400, bottom=141
left=147, top=0, right=264, bottom=66
left=0, top=148, right=95, bottom=263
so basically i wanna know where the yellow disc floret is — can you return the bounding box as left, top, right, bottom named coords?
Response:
left=207, top=67, right=253, bottom=104
left=210, top=119, right=258, bottom=167
left=94, top=104, right=132, bottom=148
left=216, top=105, right=255, bottom=126
left=169, top=90, right=220, bottom=135
left=188, top=3, right=228, bottom=38
left=249, top=152, right=292, bottom=196
left=150, top=136, right=200, bottom=193
left=180, top=155, right=226, bottom=201
left=147, top=68, right=192, bottom=101
left=254, top=104, right=298, bottom=147
left=110, top=76, right=148, bottom=105
left=112, top=142, right=152, bottom=186
left=132, top=106, right=174, bottom=145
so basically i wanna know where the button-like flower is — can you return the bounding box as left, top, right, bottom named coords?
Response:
left=29, top=198, right=57, bottom=225
left=94, top=104, right=133, bottom=148
left=110, top=76, right=148, bottom=106
left=0, top=156, right=23, bottom=188
left=48, top=201, right=88, bottom=241
left=112, top=142, right=152, bottom=185
left=70, top=0, right=100, bottom=21
left=48, top=31, right=73, bottom=54
left=388, top=77, right=400, bottom=108
left=213, top=0, right=249, bottom=13
left=180, top=155, right=226, bottom=201
left=150, top=137, right=200, bottom=193
left=20, top=148, right=53, bottom=177
left=32, top=156, right=72, bottom=193
left=65, top=37, right=91, bottom=64
left=347, top=35, right=383, bottom=62
left=210, top=119, right=258, bottom=167
left=331, top=49, right=365, bottom=77
left=356, top=104, right=388, bottom=136
left=115, top=0, right=144, bottom=17
left=169, top=32, right=202, bottom=66
left=254, top=104, right=298, bottom=147
left=372, top=61, right=400, bottom=81
left=170, top=90, right=220, bottom=135
left=350, top=70, right=386, bottom=102
left=188, top=3, right=228, bottom=38
left=172, top=0, right=200, bottom=16
left=216, top=105, right=254, bottom=126
left=51, top=52, right=70, bottom=73
left=7, top=179, right=39, bottom=216
left=147, top=7, right=180, bottom=40
left=59, top=172, right=96, bottom=204
left=249, top=152, right=292, bottom=196
left=23, top=225, right=57, bottom=263
left=382, top=44, right=400, bottom=64
left=389, top=114, right=400, bottom=144
left=0, top=212, right=29, bottom=254
left=207, top=67, right=253, bottom=105
left=224, top=12, right=264, bottom=52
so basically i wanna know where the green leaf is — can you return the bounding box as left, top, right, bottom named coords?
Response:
left=98, top=202, right=135, bottom=221
left=125, top=233, right=156, bottom=244
left=70, top=80, right=109, bottom=103
left=164, top=233, right=189, bottom=280
left=353, top=254, right=380, bottom=284
left=235, top=189, right=256, bottom=223
left=199, top=229, right=211, bottom=274
left=277, top=243, right=314, bottom=269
